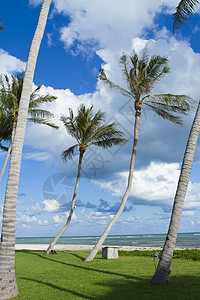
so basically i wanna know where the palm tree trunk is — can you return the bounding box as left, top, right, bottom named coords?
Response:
left=0, top=1, right=52, bottom=298
left=0, top=120, right=17, bottom=183
left=45, top=152, right=84, bottom=255
left=151, top=101, right=200, bottom=284
left=84, top=110, right=141, bottom=262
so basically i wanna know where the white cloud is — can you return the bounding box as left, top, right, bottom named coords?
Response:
left=43, top=199, right=60, bottom=212
left=53, top=0, right=178, bottom=53
left=17, top=215, right=37, bottom=223
left=53, top=214, right=64, bottom=225
left=38, top=219, right=48, bottom=226
left=182, top=211, right=195, bottom=216
left=93, top=161, right=200, bottom=211
left=119, top=216, right=141, bottom=225
left=0, top=49, right=25, bottom=75
left=23, top=151, right=52, bottom=161
left=64, top=212, right=83, bottom=223
left=87, top=211, right=112, bottom=225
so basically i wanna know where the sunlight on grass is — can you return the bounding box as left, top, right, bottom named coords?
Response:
left=15, top=250, right=200, bottom=299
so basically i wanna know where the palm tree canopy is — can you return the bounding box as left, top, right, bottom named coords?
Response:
left=61, top=104, right=127, bottom=161
left=0, top=73, right=58, bottom=128
left=98, top=50, right=192, bottom=125
left=173, top=0, right=199, bottom=32
left=0, top=109, right=12, bottom=151
left=0, top=72, right=58, bottom=148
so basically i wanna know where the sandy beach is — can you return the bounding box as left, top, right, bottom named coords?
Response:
left=15, top=244, right=194, bottom=251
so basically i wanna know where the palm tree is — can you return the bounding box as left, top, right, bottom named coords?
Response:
left=151, top=101, right=200, bottom=284
left=85, top=49, right=192, bottom=262
left=0, top=1, right=52, bottom=298
left=45, top=104, right=127, bottom=254
left=173, top=0, right=199, bottom=32
left=0, top=110, right=12, bottom=152
left=0, top=19, right=5, bottom=31
left=0, top=73, right=58, bottom=182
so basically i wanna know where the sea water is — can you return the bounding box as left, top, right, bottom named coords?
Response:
left=15, top=232, right=200, bottom=248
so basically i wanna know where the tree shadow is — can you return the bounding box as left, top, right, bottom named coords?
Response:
left=68, top=252, right=86, bottom=261
left=19, top=277, right=94, bottom=299
left=94, top=274, right=200, bottom=299
left=20, top=250, right=137, bottom=280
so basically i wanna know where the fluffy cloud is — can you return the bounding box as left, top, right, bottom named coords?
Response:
left=0, top=49, right=25, bottom=75
left=43, top=199, right=60, bottom=212
left=17, top=215, right=37, bottom=223
left=38, top=219, right=48, bottom=226
left=52, top=0, right=178, bottom=53
left=53, top=214, right=64, bottom=224
left=93, top=161, right=200, bottom=211
left=87, top=211, right=113, bottom=225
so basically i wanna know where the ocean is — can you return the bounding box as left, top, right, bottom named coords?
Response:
left=15, top=232, right=200, bottom=249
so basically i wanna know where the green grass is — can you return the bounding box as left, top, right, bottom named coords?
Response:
left=15, top=250, right=200, bottom=299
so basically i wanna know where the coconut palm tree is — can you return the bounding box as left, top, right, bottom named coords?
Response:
left=0, top=72, right=58, bottom=182
left=173, top=0, right=199, bottom=32
left=151, top=101, right=200, bottom=284
left=0, top=1, right=52, bottom=298
left=45, top=104, right=127, bottom=254
left=85, top=49, right=192, bottom=262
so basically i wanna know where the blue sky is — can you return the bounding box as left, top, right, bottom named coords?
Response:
left=1, top=0, right=200, bottom=238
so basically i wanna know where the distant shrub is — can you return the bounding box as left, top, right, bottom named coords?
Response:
left=119, top=249, right=200, bottom=261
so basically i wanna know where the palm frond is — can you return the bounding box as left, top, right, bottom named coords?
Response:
left=0, top=145, right=9, bottom=152
left=84, top=109, right=106, bottom=142
left=61, top=113, right=80, bottom=142
left=119, top=54, right=132, bottom=91
left=27, top=117, right=59, bottom=129
left=92, top=137, right=127, bottom=148
left=144, top=102, right=183, bottom=125
left=29, top=95, right=57, bottom=107
left=88, top=122, right=127, bottom=147
left=144, top=94, right=192, bottom=114
left=98, top=69, right=133, bottom=98
left=61, top=144, right=79, bottom=161
left=28, top=108, right=54, bottom=120
left=173, top=0, right=199, bottom=33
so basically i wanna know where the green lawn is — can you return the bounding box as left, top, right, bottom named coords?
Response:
left=15, top=250, right=200, bottom=299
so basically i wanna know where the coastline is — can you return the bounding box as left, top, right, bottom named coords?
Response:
left=15, top=244, right=199, bottom=251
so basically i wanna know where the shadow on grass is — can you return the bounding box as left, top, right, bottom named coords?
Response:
left=19, top=277, right=94, bottom=299
left=94, top=275, right=200, bottom=300
left=18, top=250, right=137, bottom=280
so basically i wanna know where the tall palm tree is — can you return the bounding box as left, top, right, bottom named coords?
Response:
left=0, top=1, right=52, bottom=298
left=45, top=104, right=127, bottom=254
left=85, top=50, right=192, bottom=262
left=173, top=0, right=199, bottom=32
left=0, top=73, right=58, bottom=182
left=151, top=101, right=200, bottom=284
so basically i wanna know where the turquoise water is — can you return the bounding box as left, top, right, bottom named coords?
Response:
left=15, top=232, right=200, bottom=248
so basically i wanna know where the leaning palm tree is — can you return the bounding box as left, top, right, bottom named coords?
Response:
left=0, top=73, right=58, bottom=182
left=0, top=1, right=52, bottom=298
left=45, top=104, right=127, bottom=254
left=173, top=0, right=199, bottom=32
left=152, top=101, right=200, bottom=284
left=85, top=49, right=192, bottom=262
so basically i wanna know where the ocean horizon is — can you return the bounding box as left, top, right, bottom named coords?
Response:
left=15, top=232, right=200, bottom=249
